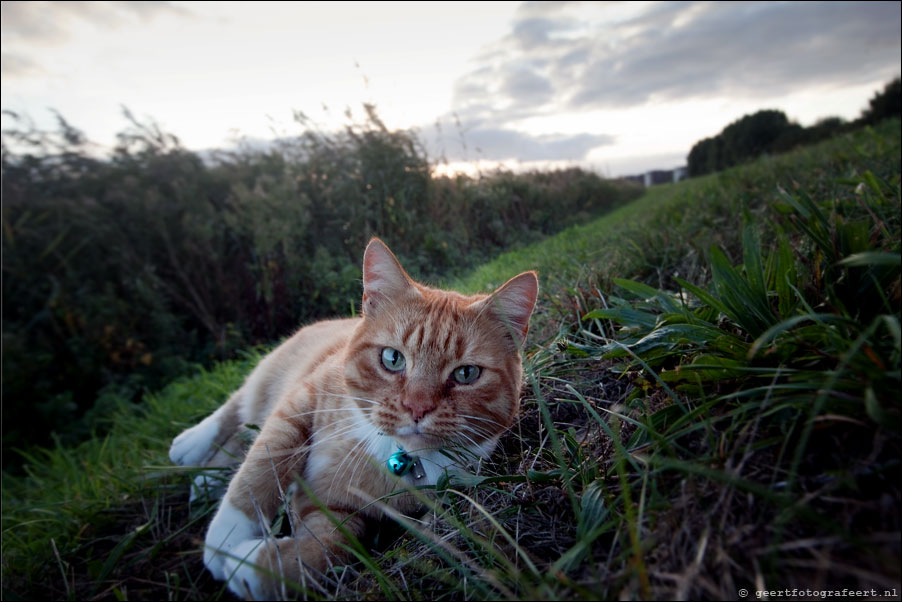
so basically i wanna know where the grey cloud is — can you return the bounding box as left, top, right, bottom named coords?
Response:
left=511, top=16, right=579, bottom=49
left=453, top=66, right=494, bottom=105
left=502, top=68, right=553, bottom=105
left=452, top=65, right=557, bottom=124
left=1, top=2, right=69, bottom=45
left=1, top=1, right=192, bottom=46
left=436, top=127, right=614, bottom=162
left=570, top=1, right=902, bottom=108
left=1, top=53, right=45, bottom=78
left=516, top=1, right=581, bottom=18
left=559, top=47, right=589, bottom=69
left=453, top=1, right=901, bottom=118
left=1, top=1, right=192, bottom=78
left=512, top=18, right=555, bottom=47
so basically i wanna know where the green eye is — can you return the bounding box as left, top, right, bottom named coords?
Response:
left=452, top=365, right=481, bottom=384
left=381, top=348, right=406, bottom=372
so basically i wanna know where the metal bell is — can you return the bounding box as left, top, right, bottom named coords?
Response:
left=387, top=449, right=413, bottom=476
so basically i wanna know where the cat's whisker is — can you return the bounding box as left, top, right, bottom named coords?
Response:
left=265, top=415, right=361, bottom=459
left=459, top=414, right=505, bottom=428
left=266, top=417, right=366, bottom=474
left=304, top=419, right=371, bottom=450
left=452, top=430, right=482, bottom=451
left=326, top=425, right=381, bottom=500
left=458, top=419, right=494, bottom=434
left=343, top=431, right=381, bottom=499
left=314, top=392, right=384, bottom=406
left=280, top=408, right=361, bottom=419
left=329, top=421, right=378, bottom=474
left=451, top=422, right=492, bottom=442
left=464, top=425, right=497, bottom=444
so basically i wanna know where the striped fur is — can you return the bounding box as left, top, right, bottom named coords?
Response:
left=169, top=238, right=537, bottom=599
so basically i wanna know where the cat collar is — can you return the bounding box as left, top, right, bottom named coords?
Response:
left=387, top=448, right=425, bottom=480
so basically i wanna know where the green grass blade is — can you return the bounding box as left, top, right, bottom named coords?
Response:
left=837, top=252, right=901, bottom=267
left=748, top=313, right=859, bottom=358
left=742, top=222, right=767, bottom=302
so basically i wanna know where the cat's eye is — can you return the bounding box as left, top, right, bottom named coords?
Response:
left=381, top=347, right=406, bottom=372
left=452, top=365, right=481, bottom=384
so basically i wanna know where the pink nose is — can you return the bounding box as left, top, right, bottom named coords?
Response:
left=402, top=395, right=437, bottom=422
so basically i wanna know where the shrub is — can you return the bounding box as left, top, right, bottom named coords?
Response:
left=0, top=108, right=641, bottom=464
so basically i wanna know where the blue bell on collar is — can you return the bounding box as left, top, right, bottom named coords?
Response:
left=387, top=448, right=414, bottom=476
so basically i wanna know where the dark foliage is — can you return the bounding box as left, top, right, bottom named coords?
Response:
left=688, top=78, right=902, bottom=177
left=862, top=77, right=901, bottom=125
left=0, top=107, right=641, bottom=465
left=688, top=109, right=808, bottom=177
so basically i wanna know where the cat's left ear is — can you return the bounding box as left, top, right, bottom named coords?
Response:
left=362, top=238, right=418, bottom=315
left=477, top=271, right=539, bottom=346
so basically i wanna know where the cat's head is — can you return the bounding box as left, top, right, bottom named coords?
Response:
left=344, top=238, right=538, bottom=457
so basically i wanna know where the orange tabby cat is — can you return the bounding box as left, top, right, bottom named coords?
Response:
left=169, top=238, right=538, bottom=599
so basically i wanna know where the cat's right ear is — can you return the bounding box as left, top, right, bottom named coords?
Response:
left=362, top=238, right=418, bottom=315
left=480, top=271, right=539, bottom=346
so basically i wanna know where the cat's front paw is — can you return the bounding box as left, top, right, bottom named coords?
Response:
left=204, top=498, right=262, bottom=581
left=169, top=413, right=220, bottom=466
left=221, top=539, right=269, bottom=600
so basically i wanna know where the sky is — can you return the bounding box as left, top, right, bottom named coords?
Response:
left=1, top=1, right=900, bottom=177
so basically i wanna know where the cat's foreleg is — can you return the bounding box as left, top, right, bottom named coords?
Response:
left=169, top=402, right=232, bottom=467
left=203, top=411, right=312, bottom=592
left=170, top=392, right=251, bottom=501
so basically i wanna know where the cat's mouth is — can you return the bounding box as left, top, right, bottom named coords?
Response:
left=393, top=425, right=443, bottom=450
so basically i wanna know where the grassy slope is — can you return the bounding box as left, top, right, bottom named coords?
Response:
left=455, top=121, right=895, bottom=298
left=2, top=120, right=899, bottom=600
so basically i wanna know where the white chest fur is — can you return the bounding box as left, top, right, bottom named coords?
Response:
left=303, top=405, right=494, bottom=491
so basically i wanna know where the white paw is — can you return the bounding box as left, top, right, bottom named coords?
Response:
left=204, top=498, right=262, bottom=581
left=222, top=539, right=268, bottom=600
left=169, top=412, right=221, bottom=466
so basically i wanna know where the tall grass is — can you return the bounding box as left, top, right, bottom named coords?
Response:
left=1, top=108, right=641, bottom=465
left=1, top=351, right=262, bottom=599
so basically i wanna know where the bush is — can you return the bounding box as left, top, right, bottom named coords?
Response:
left=0, top=107, right=641, bottom=464
left=861, top=77, right=901, bottom=125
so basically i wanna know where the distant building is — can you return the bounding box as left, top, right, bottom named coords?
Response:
left=624, top=166, right=689, bottom=187
left=623, top=174, right=645, bottom=186
left=643, top=170, right=672, bottom=187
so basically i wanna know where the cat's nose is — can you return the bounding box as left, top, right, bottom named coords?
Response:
left=401, top=389, right=437, bottom=421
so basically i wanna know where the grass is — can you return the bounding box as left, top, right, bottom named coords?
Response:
left=2, top=119, right=899, bottom=600
left=1, top=352, right=263, bottom=599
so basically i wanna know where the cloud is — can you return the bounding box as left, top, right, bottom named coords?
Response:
left=1, top=1, right=193, bottom=78
left=452, top=1, right=902, bottom=119
left=1, top=2, right=68, bottom=45
left=502, top=67, right=554, bottom=106
left=1, top=1, right=192, bottom=46
left=569, top=1, right=902, bottom=108
left=434, top=127, right=614, bottom=162
left=0, top=53, right=45, bottom=78
left=510, top=16, right=575, bottom=49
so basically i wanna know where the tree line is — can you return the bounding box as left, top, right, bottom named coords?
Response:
left=688, top=78, right=901, bottom=177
